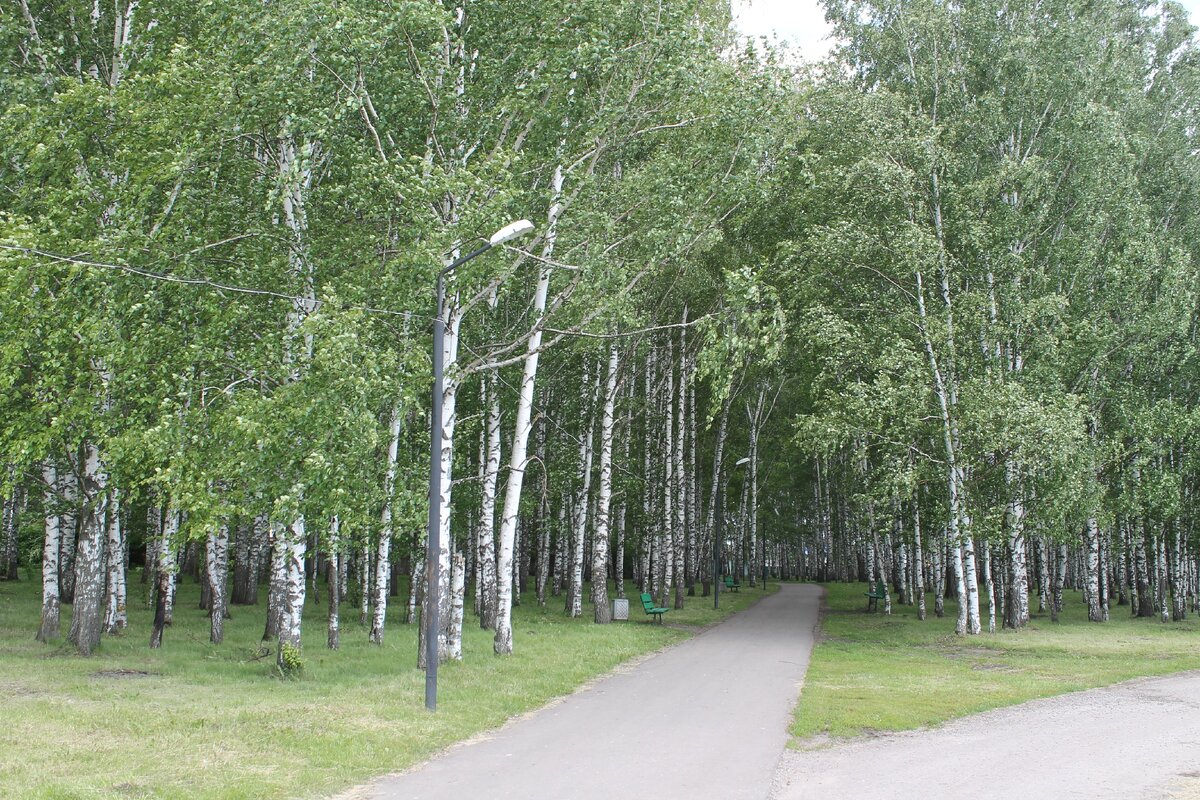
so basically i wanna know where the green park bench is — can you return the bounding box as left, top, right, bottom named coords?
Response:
left=723, top=575, right=741, bottom=592
left=865, top=581, right=887, bottom=612
left=640, top=592, right=669, bottom=622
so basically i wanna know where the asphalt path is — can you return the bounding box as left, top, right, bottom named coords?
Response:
left=770, top=670, right=1200, bottom=800
left=352, top=583, right=823, bottom=800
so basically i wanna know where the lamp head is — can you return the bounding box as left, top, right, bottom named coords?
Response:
left=489, top=219, right=535, bottom=247
left=735, top=457, right=751, bottom=468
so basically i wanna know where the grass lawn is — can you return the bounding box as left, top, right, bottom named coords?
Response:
left=0, top=570, right=774, bottom=799
left=794, top=581, right=1200, bottom=742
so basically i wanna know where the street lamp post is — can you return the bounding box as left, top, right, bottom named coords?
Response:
left=426, top=219, right=534, bottom=712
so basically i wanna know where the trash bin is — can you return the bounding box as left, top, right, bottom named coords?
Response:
left=613, top=598, right=629, bottom=620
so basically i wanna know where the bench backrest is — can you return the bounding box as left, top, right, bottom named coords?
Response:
left=640, top=593, right=656, bottom=609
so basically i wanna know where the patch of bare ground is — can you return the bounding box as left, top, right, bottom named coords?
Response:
left=92, top=669, right=156, bottom=679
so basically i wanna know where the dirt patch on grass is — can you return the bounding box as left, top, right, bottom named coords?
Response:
left=817, top=634, right=855, bottom=644
left=940, top=645, right=1001, bottom=659
left=0, top=680, right=44, bottom=696
left=93, top=669, right=157, bottom=679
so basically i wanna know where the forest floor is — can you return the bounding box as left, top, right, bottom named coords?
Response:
left=0, top=571, right=768, bottom=799
left=792, top=581, right=1200, bottom=740
left=345, top=582, right=820, bottom=800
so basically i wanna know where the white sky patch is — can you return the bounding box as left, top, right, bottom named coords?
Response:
left=732, top=0, right=1200, bottom=61
left=731, top=0, right=834, bottom=60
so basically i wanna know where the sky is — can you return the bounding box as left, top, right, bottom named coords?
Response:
left=732, top=0, right=1200, bottom=60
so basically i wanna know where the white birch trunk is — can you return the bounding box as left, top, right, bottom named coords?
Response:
left=358, top=544, right=370, bottom=624
left=662, top=343, right=676, bottom=605
left=981, top=539, right=996, bottom=633
left=915, top=257, right=977, bottom=635
left=553, top=501, right=567, bottom=597
left=535, top=413, right=551, bottom=607
left=1157, top=533, right=1169, bottom=624
left=1086, top=517, right=1104, bottom=622
left=59, top=466, right=77, bottom=605
left=68, top=442, right=108, bottom=656
left=449, top=552, right=465, bottom=660
left=1005, top=486, right=1030, bottom=629
left=370, top=407, right=403, bottom=644
left=493, top=164, right=561, bottom=654
left=150, top=506, right=178, bottom=648
left=478, top=369, right=501, bottom=628
left=747, top=388, right=765, bottom=590
left=429, top=298, right=463, bottom=662
left=206, top=523, right=229, bottom=644
left=569, top=363, right=597, bottom=618
left=1036, top=535, right=1049, bottom=613
left=673, top=336, right=687, bottom=606
left=163, top=510, right=178, bottom=623
left=102, top=489, right=126, bottom=634
left=37, top=462, right=61, bottom=642
left=277, top=516, right=307, bottom=673
left=2, top=485, right=21, bottom=581
left=704, top=393, right=733, bottom=593
left=327, top=516, right=340, bottom=650
left=913, top=499, right=926, bottom=620
left=961, top=521, right=982, bottom=634
left=685, top=350, right=699, bottom=595
left=406, top=553, right=423, bottom=625
left=592, top=345, right=619, bottom=624
left=951, top=541, right=968, bottom=635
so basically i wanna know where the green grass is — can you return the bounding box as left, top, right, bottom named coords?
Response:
left=0, top=570, right=774, bottom=799
left=793, top=581, right=1200, bottom=742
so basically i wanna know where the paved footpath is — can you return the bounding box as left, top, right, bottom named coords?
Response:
left=770, top=670, right=1200, bottom=800
left=352, top=583, right=822, bottom=800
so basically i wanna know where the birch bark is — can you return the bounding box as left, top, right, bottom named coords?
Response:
left=478, top=369, right=501, bottom=627
left=746, top=388, right=765, bottom=589
left=592, top=344, right=619, bottom=624
left=206, top=524, right=229, bottom=644
left=568, top=363, right=597, bottom=618
left=327, top=516, right=340, bottom=650
left=493, top=162, right=562, bottom=654
left=59, top=467, right=77, bottom=605
left=150, top=507, right=179, bottom=648
left=912, top=498, right=926, bottom=620
left=68, top=443, right=106, bottom=657
left=1004, top=461, right=1030, bottom=628
left=449, top=552, right=465, bottom=660
left=915, top=268, right=978, bottom=634
left=370, top=407, right=403, bottom=644
left=703, top=393, right=733, bottom=595
left=37, top=462, right=61, bottom=642
left=980, top=540, right=996, bottom=633
left=662, top=343, right=676, bottom=605
left=1, top=487, right=20, bottom=581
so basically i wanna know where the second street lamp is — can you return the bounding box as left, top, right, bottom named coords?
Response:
left=425, top=219, right=534, bottom=712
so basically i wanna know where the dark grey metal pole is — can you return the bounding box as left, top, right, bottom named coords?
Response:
left=424, top=243, right=490, bottom=712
